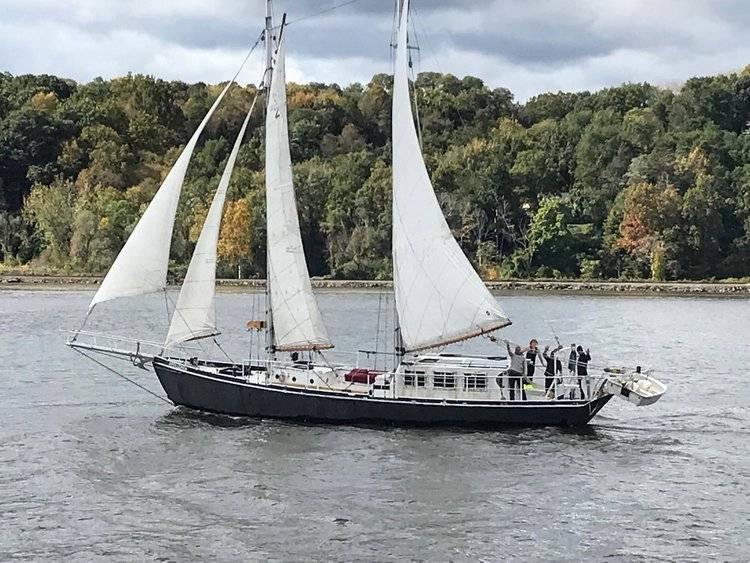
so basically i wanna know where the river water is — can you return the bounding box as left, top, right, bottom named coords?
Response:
left=1, top=289, right=748, bottom=561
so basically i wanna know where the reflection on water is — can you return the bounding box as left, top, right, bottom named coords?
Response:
left=0, top=289, right=748, bottom=560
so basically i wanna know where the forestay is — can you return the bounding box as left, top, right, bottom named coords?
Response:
left=391, top=0, right=510, bottom=352
left=89, top=81, right=235, bottom=310
left=164, top=99, right=257, bottom=349
left=265, top=41, right=333, bottom=351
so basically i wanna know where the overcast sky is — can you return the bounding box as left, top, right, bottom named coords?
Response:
left=1, top=0, right=749, bottom=101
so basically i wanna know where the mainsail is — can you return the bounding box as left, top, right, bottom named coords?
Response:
left=164, top=99, right=257, bottom=349
left=88, top=81, right=236, bottom=310
left=391, top=0, right=511, bottom=352
left=265, top=41, right=333, bottom=352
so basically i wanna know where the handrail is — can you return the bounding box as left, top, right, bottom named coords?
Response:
left=65, top=329, right=203, bottom=352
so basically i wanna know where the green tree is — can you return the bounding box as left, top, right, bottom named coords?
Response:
left=22, top=178, right=75, bottom=264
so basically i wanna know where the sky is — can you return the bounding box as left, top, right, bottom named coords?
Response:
left=1, top=0, right=749, bottom=102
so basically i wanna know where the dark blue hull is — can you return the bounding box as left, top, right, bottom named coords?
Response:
left=152, top=357, right=612, bottom=428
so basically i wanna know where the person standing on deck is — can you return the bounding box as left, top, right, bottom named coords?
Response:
left=567, top=343, right=578, bottom=390
left=568, top=344, right=577, bottom=375
left=525, top=339, right=541, bottom=387
left=576, top=345, right=591, bottom=399
left=543, top=343, right=563, bottom=394
left=505, top=340, right=528, bottom=401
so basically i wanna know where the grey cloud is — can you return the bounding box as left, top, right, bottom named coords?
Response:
left=1, top=0, right=749, bottom=101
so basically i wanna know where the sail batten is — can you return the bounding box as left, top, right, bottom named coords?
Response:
left=265, top=41, right=333, bottom=352
left=164, top=99, right=256, bottom=349
left=89, top=81, right=236, bottom=310
left=392, top=0, right=510, bottom=352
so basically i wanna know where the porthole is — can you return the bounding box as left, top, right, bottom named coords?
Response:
left=310, top=379, right=315, bottom=385
left=275, top=374, right=280, bottom=380
left=292, top=376, right=297, bottom=382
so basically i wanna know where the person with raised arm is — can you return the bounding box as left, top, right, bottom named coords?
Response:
left=543, top=342, right=564, bottom=394
left=505, top=340, right=529, bottom=401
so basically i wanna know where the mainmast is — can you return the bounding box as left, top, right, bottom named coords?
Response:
left=264, top=0, right=276, bottom=358
left=393, top=0, right=406, bottom=361
left=264, top=0, right=274, bottom=90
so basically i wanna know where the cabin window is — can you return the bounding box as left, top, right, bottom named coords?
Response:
left=404, top=371, right=426, bottom=387
left=433, top=372, right=456, bottom=389
left=464, top=374, right=487, bottom=391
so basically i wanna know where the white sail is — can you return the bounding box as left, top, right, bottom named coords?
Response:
left=266, top=41, right=333, bottom=351
left=391, top=0, right=510, bottom=352
left=89, top=81, right=235, bottom=310
left=164, top=100, right=256, bottom=349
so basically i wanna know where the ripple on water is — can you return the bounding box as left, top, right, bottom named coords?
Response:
left=1, top=291, right=750, bottom=560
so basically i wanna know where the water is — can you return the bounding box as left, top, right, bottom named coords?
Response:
left=1, top=288, right=749, bottom=561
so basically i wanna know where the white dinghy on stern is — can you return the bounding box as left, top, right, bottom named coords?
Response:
left=603, top=368, right=668, bottom=407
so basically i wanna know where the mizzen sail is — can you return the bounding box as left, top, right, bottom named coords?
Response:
left=391, top=0, right=510, bottom=352
left=265, top=41, right=333, bottom=351
left=164, top=98, right=257, bottom=349
left=89, top=81, right=236, bottom=310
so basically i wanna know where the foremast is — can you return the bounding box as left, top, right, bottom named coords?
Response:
left=263, top=0, right=276, bottom=359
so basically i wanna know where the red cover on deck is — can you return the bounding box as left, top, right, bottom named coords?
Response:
left=344, top=368, right=379, bottom=384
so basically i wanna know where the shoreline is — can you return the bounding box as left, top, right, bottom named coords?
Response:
left=1, top=275, right=749, bottom=296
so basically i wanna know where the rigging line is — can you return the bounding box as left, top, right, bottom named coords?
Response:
left=235, top=31, right=265, bottom=80
left=163, top=287, right=171, bottom=328
left=314, top=352, right=340, bottom=391
left=282, top=0, right=365, bottom=27
left=71, top=306, right=94, bottom=341
left=73, top=348, right=173, bottom=406
left=213, top=338, right=234, bottom=363
left=374, top=289, right=383, bottom=371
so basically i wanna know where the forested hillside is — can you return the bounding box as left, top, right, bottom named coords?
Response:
left=1, top=67, right=749, bottom=281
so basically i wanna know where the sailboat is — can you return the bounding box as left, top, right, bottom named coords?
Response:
left=68, top=0, right=666, bottom=427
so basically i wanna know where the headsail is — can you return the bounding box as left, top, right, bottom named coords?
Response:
left=88, top=81, right=235, bottom=310
left=164, top=98, right=257, bottom=349
left=265, top=41, right=333, bottom=352
left=391, top=0, right=510, bottom=352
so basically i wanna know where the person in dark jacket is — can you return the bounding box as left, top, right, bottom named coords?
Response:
left=525, top=339, right=541, bottom=386
left=568, top=344, right=577, bottom=375
left=576, top=345, right=591, bottom=399
left=542, top=343, right=563, bottom=393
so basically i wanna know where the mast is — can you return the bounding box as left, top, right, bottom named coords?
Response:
left=264, top=0, right=274, bottom=90
left=393, top=0, right=406, bottom=361
left=264, top=0, right=276, bottom=358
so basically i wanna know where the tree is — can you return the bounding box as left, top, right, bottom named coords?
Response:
left=0, top=211, right=33, bottom=263
left=614, top=182, right=682, bottom=278
left=217, top=199, right=251, bottom=277
left=2, top=67, right=750, bottom=281
left=525, top=196, right=580, bottom=276
left=0, top=108, right=72, bottom=210
left=22, top=178, right=76, bottom=264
